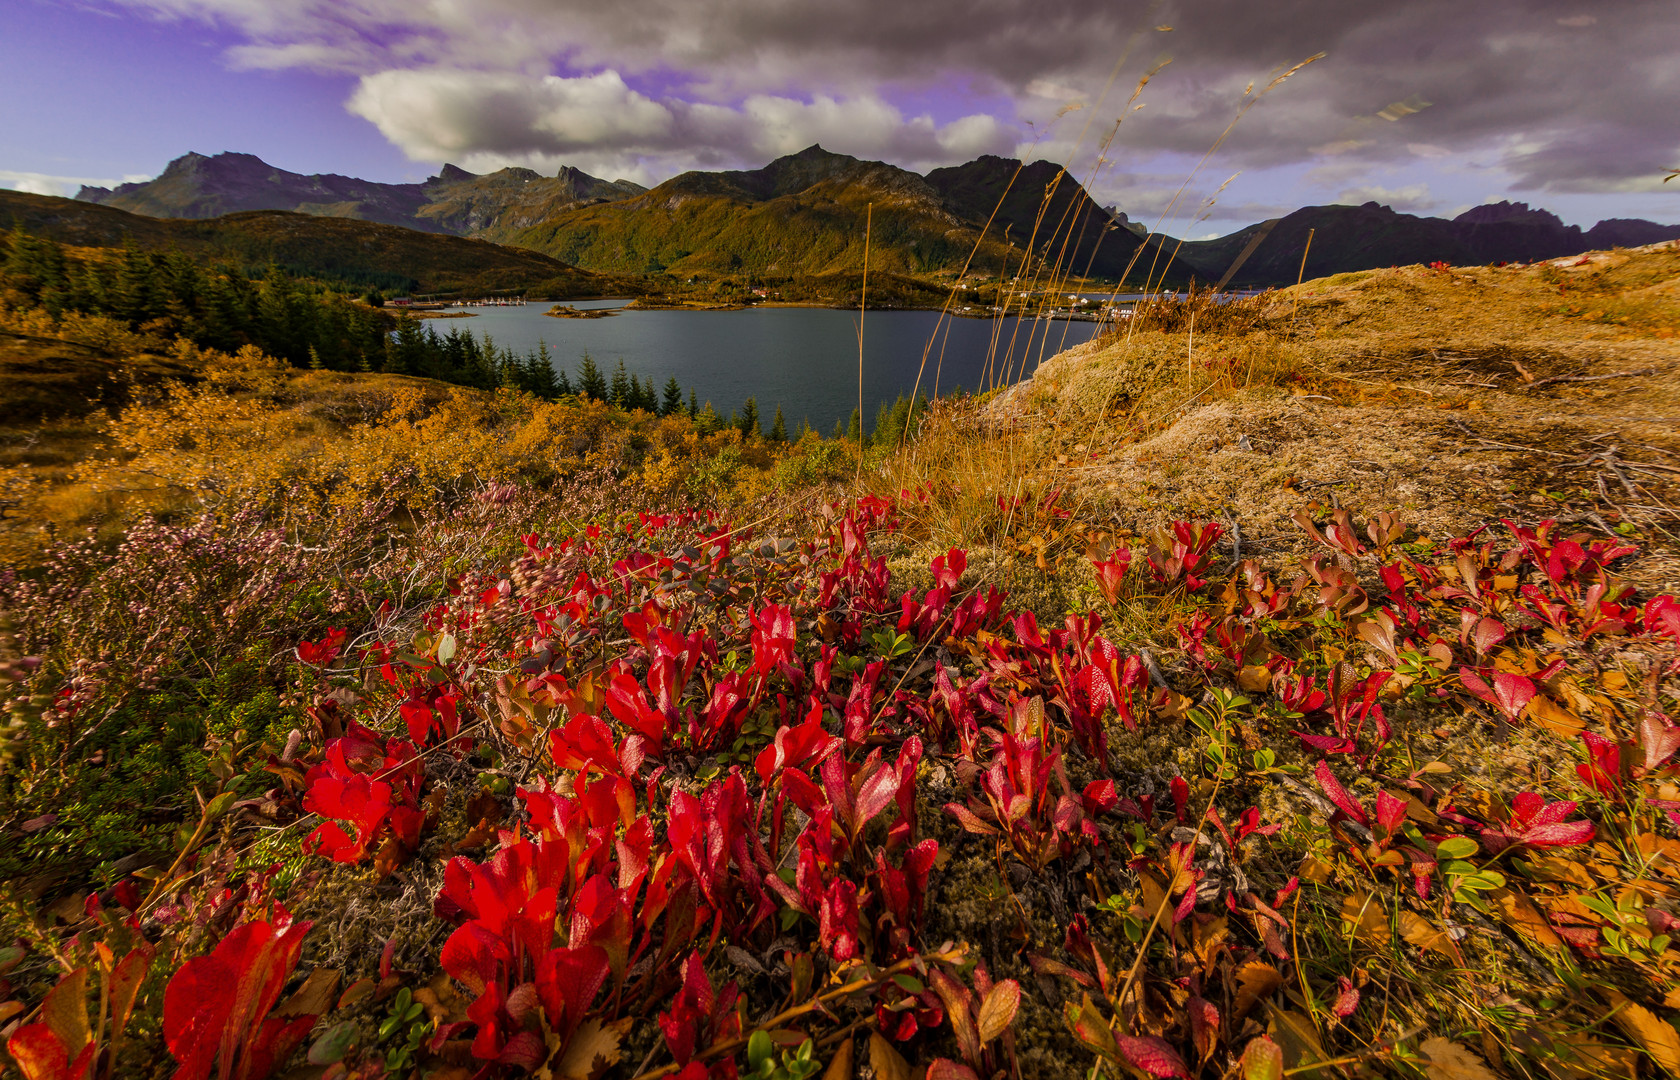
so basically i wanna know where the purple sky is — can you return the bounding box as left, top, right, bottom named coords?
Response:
left=3, top=0, right=1677, bottom=237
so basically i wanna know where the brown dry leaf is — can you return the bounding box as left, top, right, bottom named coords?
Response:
left=1488, top=888, right=1564, bottom=950
left=1605, top=991, right=1680, bottom=1076
left=1523, top=695, right=1584, bottom=738
left=415, top=972, right=470, bottom=1024
left=1420, top=1036, right=1500, bottom=1080
left=1456, top=791, right=1507, bottom=825
left=550, top=1017, right=628, bottom=1080
left=1521, top=855, right=1598, bottom=890
left=1233, top=961, right=1284, bottom=1021
left=869, top=1031, right=913, bottom=1080
left=823, top=1035, right=854, bottom=1080
left=1385, top=789, right=1439, bottom=826
left=274, top=968, right=340, bottom=1018
left=1193, top=915, right=1230, bottom=967
left=1398, top=911, right=1460, bottom=961
left=1636, top=833, right=1680, bottom=878
left=1526, top=1024, right=1640, bottom=1080
left=1340, top=892, right=1391, bottom=948
left=372, top=837, right=410, bottom=880
left=1601, top=670, right=1628, bottom=692
left=1298, top=856, right=1334, bottom=884
left=1156, top=690, right=1194, bottom=721
left=1555, top=678, right=1597, bottom=716
left=1237, top=665, right=1272, bottom=692
left=1266, top=1007, right=1328, bottom=1074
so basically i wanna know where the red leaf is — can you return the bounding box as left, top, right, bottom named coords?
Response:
left=1114, top=1034, right=1190, bottom=1078
left=6, top=1025, right=96, bottom=1080
left=1331, top=976, right=1359, bottom=1017
left=164, top=917, right=313, bottom=1080
left=1312, top=761, right=1369, bottom=827
left=927, top=1061, right=980, bottom=1080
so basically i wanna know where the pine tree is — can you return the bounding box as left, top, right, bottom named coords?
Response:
left=769, top=406, right=788, bottom=443
left=687, top=388, right=700, bottom=419
left=697, top=402, right=722, bottom=435
left=846, top=407, right=864, bottom=446
left=661, top=377, right=684, bottom=416
left=555, top=368, right=574, bottom=395
left=738, top=397, right=760, bottom=440
left=531, top=341, right=559, bottom=397
left=113, top=242, right=156, bottom=327
left=576, top=353, right=607, bottom=400
left=609, top=360, right=631, bottom=408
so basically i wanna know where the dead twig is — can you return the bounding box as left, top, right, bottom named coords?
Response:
left=1522, top=368, right=1656, bottom=390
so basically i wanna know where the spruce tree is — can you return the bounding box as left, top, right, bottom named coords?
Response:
left=532, top=341, right=559, bottom=397
left=113, top=241, right=156, bottom=327
left=846, top=407, right=864, bottom=446
left=576, top=353, right=607, bottom=400
left=738, top=397, right=760, bottom=440
left=661, top=377, right=684, bottom=416
left=609, top=360, right=632, bottom=408
left=687, top=388, right=699, bottom=419
left=769, top=406, right=788, bottom=443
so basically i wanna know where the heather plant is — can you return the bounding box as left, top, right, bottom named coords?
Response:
left=1, top=453, right=1676, bottom=1080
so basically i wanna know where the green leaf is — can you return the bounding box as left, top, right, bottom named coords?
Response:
left=748, top=1030, right=775, bottom=1071
left=892, top=973, right=926, bottom=995
left=1434, top=837, right=1478, bottom=860
left=1239, top=1036, right=1284, bottom=1080
left=308, top=1022, right=360, bottom=1066
left=203, top=791, right=237, bottom=821
left=436, top=632, right=457, bottom=664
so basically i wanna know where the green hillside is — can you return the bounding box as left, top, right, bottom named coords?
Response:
left=1, top=189, right=632, bottom=298
left=504, top=147, right=1011, bottom=278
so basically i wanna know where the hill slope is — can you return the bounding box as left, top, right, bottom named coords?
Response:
left=924, top=155, right=1166, bottom=282
left=2, top=189, right=629, bottom=297
left=506, top=145, right=1194, bottom=284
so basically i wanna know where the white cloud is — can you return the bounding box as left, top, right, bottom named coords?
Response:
left=1334, top=183, right=1436, bottom=211
left=350, top=69, right=673, bottom=160
left=0, top=169, right=148, bottom=197
left=346, top=67, right=1016, bottom=179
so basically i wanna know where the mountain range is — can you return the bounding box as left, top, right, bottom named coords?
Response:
left=76, top=148, right=1188, bottom=284
left=0, top=188, right=630, bottom=298
left=1170, top=200, right=1680, bottom=287
left=66, top=149, right=1680, bottom=288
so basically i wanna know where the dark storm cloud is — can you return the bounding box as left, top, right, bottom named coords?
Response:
left=112, top=0, right=1680, bottom=192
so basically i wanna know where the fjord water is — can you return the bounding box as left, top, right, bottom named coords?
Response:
left=442, top=301, right=1100, bottom=431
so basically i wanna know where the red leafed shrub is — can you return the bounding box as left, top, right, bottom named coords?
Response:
left=301, top=722, right=424, bottom=865
left=163, top=912, right=315, bottom=1080
left=1478, top=792, right=1595, bottom=852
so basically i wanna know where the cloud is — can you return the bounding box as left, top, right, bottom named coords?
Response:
left=100, top=0, right=1680, bottom=199
left=347, top=67, right=1017, bottom=181
left=0, top=169, right=148, bottom=197
left=1333, top=183, right=1436, bottom=211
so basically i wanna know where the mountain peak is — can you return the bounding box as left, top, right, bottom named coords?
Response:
left=435, top=163, right=476, bottom=183
left=1454, top=200, right=1566, bottom=229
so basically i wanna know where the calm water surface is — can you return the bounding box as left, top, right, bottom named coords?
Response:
left=439, top=301, right=1101, bottom=432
